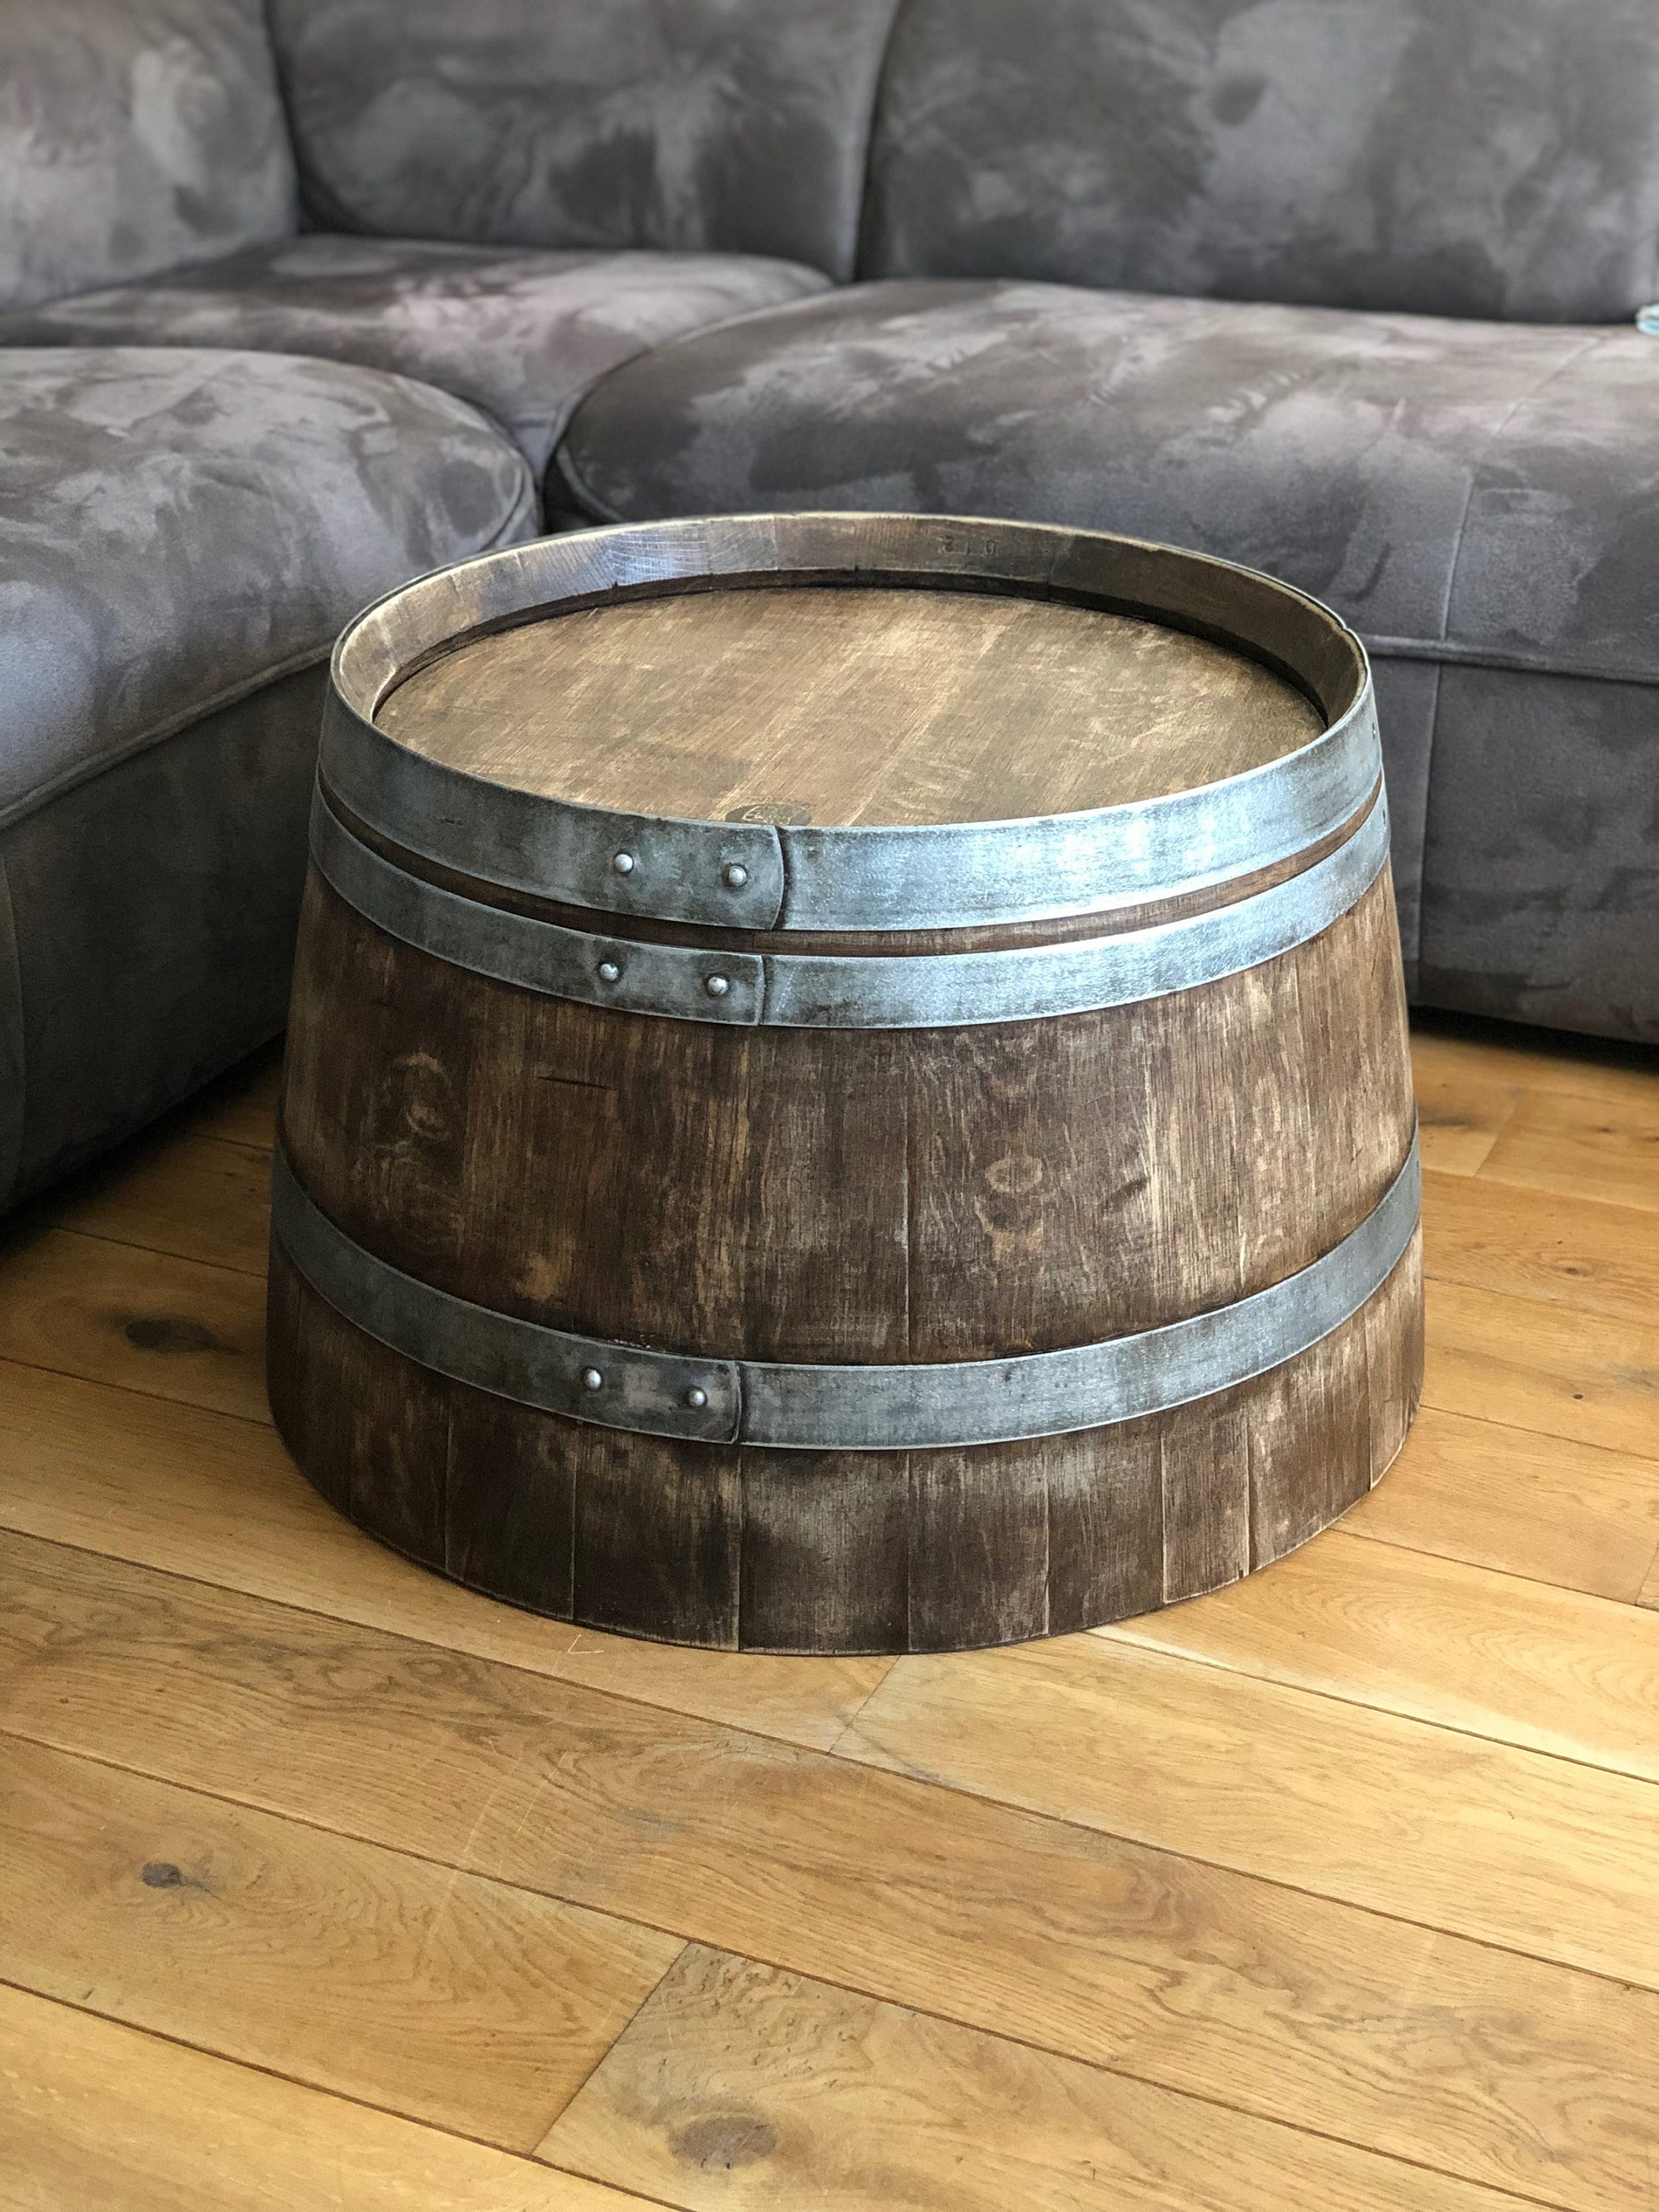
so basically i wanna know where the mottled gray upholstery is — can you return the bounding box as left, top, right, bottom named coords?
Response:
left=558, top=283, right=1659, bottom=678
left=863, top=0, right=1659, bottom=323
left=0, top=348, right=536, bottom=1204
left=0, top=235, right=830, bottom=475
left=0, top=0, right=296, bottom=312
left=268, top=0, right=900, bottom=280
left=555, top=280, right=1659, bottom=1040
left=1417, top=667, right=1659, bottom=1041
left=2, top=668, right=325, bottom=1207
left=2, top=0, right=1654, bottom=1216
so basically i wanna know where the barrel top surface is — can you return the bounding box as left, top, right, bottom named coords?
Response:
left=375, top=583, right=1325, bottom=830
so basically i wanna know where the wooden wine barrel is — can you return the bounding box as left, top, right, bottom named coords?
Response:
left=268, top=512, right=1421, bottom=1654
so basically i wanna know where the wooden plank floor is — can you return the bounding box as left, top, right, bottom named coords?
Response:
left=3, top=1012, right=1657, bottom=2210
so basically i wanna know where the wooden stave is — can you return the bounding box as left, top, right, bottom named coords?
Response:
left=276, top=861, right=1414, bottom=1368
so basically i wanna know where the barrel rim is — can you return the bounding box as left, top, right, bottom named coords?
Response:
left=322, top=512, right=1379, bottom=935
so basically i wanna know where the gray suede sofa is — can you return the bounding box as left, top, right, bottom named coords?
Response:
left=4, top=0, right=1656, bottom=1210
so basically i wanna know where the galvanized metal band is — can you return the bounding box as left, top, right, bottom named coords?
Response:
left=271, top=1135, right=1420, bottom=1453
left=322, top=512, right=1379, bottom=934
left=308, top=785, right=1390, bottom=1031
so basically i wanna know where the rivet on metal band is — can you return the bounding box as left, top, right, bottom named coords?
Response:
left=308, top=784, right=1391, bottom=1033
left=270, top=1134, right=1421, bottom=1453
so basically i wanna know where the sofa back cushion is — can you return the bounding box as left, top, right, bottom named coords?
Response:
left=862, top=0, right=1659, bottom=321
left=267, top=0, right=900, bottom=280
left=0, top=0, right=297, bottom=313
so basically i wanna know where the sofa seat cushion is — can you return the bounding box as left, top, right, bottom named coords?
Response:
left=556, top=278, right=1659, bottom=686
left=0, top=345, right=536, bottom=833
left=556, top=280, right=1659, bottom=1044
left=0, top=235, right=831, bottom=475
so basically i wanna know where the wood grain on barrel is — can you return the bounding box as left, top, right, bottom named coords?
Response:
left=1363, top=1228, right=1426, bottom=1485
left=267, top=1239, right=448, bottom=1567
left=445, top=1390, right=577, bottom=1620
left=738, top=1454, right=910, bottom=1654
left=376, top=585, right=1325, bottom=826
left=1043, top=1422, right=1165, bottom=1634
left=280, top=870, right=1411, bottom=1363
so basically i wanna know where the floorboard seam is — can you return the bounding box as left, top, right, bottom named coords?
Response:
left=27, top=1220, right=270, bottom=1278
left=1340, top=1518, right=1659, bottom=1609
left=4, top=1683, right=1655, bottom=2012
left=532, top=1963, right=1598, bottom=2212
left=0, top=1348, right=273, bottom=1430
left=822, top=1654, right=903, bottom=1757
left=0, top=1354, right=276, bottom=1434
left=528, top=1941, right=694, bottom=2150
left=1370, top=1395, right=1659, bottom=1472
left=1081, top=1617, right=1659, bottom=1788
left=0, top=1948, right=1587, bottom=2212
left=25, top=1495, right=1659, bottom=1798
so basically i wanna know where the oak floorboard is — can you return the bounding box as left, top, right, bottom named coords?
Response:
left=1342, top=1405, right=1659, bottom=1603
left=1477, top=1087, right=1659, bottom=1213
left=1411, top=1070, right=1525, bottom=1178
left=0, top=1226, right=267, bottom=1424
left=1408, top=1025, right=1659, bottom=1113
left=4, top=993, right=1657, bottom=2210
left=1106, top=1530, right=1659, bottom=1782
left=0, top=1983, right=654, bottom=2212
left=0, top=1359, right=890, bottom=1752
left=541, top=1945, right=1523, bottom=2212
left=45, top=1127, right=272, bottom=1277
left=1422, top=1169, right=1659, bottom=1327
left=1421, top=1276, right=1659, bottom=1462
left=0, top=1734, right=679, bottom=2150
left=841, top=1629, right=1659, bottom=1993
left=5, top=1530, right=1659, bottom=2212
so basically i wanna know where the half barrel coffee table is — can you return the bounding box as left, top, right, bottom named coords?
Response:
left=268, top=512, right=1422, bottom=1653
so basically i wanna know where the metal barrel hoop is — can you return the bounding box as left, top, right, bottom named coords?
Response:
left=308, top=782, right=1392, bottom=1033
left=271, top=1136, right=1421, bottom=1453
